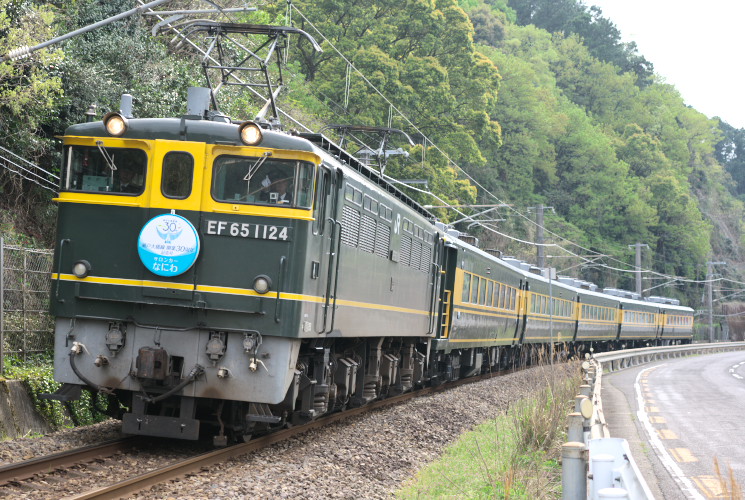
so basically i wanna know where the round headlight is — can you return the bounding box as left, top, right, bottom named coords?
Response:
left=253, top=275, right=271, bottom=294
left=103, top=112, right=128, bottom=137
left=239, top=121, right=263, bottom=146
left=72, top=260, right=91, bottom=278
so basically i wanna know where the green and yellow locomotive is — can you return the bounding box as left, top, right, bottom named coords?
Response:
left=49, top=89, right=440, bottom=441
left=48, top=89, right=693, bottom=442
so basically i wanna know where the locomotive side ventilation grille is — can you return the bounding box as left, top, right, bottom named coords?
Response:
left=359, top=214, right=376, bottom=253
left=399, top=236, right=432, bottom=273
left=374, top=223, right=390, bottom=258
left=411, top=239, right=422, bottom=271
left=420, top=245, right=432, bottom=272
left=400, top=236, right=412, bottom=267
left=341, top=205, right=361, bottom=247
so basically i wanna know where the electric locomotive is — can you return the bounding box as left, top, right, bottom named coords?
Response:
left=47, top=88, right=441, bottom=442
left=47, top=88, right=693, bottom=442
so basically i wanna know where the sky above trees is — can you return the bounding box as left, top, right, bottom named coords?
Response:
left=592, top=0, right=745, bottom=128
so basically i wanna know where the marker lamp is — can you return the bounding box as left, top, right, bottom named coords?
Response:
left=253, top=275, right=271, bottom=294
left=72, top=260, right=91, bottom=278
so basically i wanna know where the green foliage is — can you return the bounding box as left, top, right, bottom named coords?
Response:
left=1, top=0, right=743, bottom=302
left=398, top=363, right=580, bottom=499
left=56, top=0, right=201, bottom=130
left=3, top=355, right=110, bottom=429
left=507, top=0, right=654, bottom=85
left=716, top=121, right=745, bottom=199
left=0, top=0, right=64, bottom=158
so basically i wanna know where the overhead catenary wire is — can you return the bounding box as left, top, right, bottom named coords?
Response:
left=0, top=145, right=59, bottom=193
left=3, top=1, right=730, bottom=290
left=290, top=5, right=745, bottom=292
left=1, top=0, right=669, bottom=282
left=288, top=5, right=704, bottom=280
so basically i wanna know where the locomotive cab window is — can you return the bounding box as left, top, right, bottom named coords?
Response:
left=212, top=155, right=314, bottom=208
left=161, top=152, right=194, bottom=199
left=63, top=145, right=146, bottom=195
left=313, top=166, right=331, bottom=234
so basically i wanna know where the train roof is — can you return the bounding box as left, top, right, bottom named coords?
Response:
left=444, top=233, right=694, bottom=313
left=65, top=117, right=315, bottom=151
left=300, top=132, right=434, bottom=220
left=65, top=116, right=434, bottom=220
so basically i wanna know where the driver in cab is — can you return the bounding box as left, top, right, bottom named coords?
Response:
left=261, top=171, right=293, bottom=205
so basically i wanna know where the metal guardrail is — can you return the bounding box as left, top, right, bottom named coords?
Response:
left=563, top=342, right=745, bottom=500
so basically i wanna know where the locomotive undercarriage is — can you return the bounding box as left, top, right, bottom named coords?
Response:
left=116, top=339, right=558, bottom=444
left=50, top=320, right=691, bottom=444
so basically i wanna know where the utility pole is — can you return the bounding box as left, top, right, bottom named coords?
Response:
left=529, top=204, right=554, bottom=268
left=707, top=261, right=727, bottom=343
left=537, top=204, right=545, bottom=268
left=628, top=243, right=649, bottom=297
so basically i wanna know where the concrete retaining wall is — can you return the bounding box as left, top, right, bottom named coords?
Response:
left=0, top=379, right=52, bottom=439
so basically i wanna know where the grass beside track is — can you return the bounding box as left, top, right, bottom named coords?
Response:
left=398, top=361, right=580, bottom=499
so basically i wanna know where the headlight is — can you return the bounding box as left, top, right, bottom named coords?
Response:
left=253, top=275, right=271, bottom=294
left=72, top=260, right=91, bottom=278
left=238, top=121, right=263, bottom=146
left=103, top=112, right=128, bottom=136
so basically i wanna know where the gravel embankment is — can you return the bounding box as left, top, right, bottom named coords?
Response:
left=0, top=363, right=573, bottom=499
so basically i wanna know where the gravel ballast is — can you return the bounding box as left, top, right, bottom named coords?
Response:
left=0, top=363, right=573, bottom=499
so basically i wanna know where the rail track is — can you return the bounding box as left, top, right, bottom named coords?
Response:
left=1, top=368, right=517, bottom=499
left=0, top=437, right=139, bottom=486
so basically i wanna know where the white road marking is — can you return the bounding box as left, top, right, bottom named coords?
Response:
left=635, top=365, right=705, bottom=500
left=729, top=362, right=745, bottom=380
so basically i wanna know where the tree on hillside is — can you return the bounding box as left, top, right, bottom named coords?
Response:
left=506, top=0, right=653, bottom=85
left=280, top=0, right=500, bottom=214
left=715, top=120, right=745, bottom=199
left=0, top=0, right=63, bottom=159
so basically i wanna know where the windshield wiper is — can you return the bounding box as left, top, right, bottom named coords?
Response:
left=96, top=141, right=117, bottom=172
left=243, top=152, right=272, bottom=182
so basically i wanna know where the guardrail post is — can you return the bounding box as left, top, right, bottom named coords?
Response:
left=580, top=384, right=591, bottom=397
left=562, top=442, right=587, bottom=500
left=590, top=453, right=615, bottom=498
left=567, top=412, right=583, bottom=443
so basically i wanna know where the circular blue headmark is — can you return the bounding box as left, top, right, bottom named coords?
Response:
left=137, top=214, right=200, bottom=277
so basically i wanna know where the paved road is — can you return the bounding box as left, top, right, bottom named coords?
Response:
left=603, top=350, right=745, bottom=499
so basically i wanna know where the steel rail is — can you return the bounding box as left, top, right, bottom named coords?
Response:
left=0, top=437, right=139, bottom=486
left=67, top=368, right=515, bottom=499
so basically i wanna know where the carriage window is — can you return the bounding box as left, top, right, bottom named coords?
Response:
left=162, top=152, right=193, bottom=199
left=212, top=156, right=314, bottom=208
left=63, top=145, right=146, bottom=195
left=471, top=276, right=480, bottom=303
left=462, top=273, right=471, bottom=302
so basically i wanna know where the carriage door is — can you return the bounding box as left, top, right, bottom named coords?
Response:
left=437, top=242, right=458, bottom=338
left=312, top=164, right=341, bottom=333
